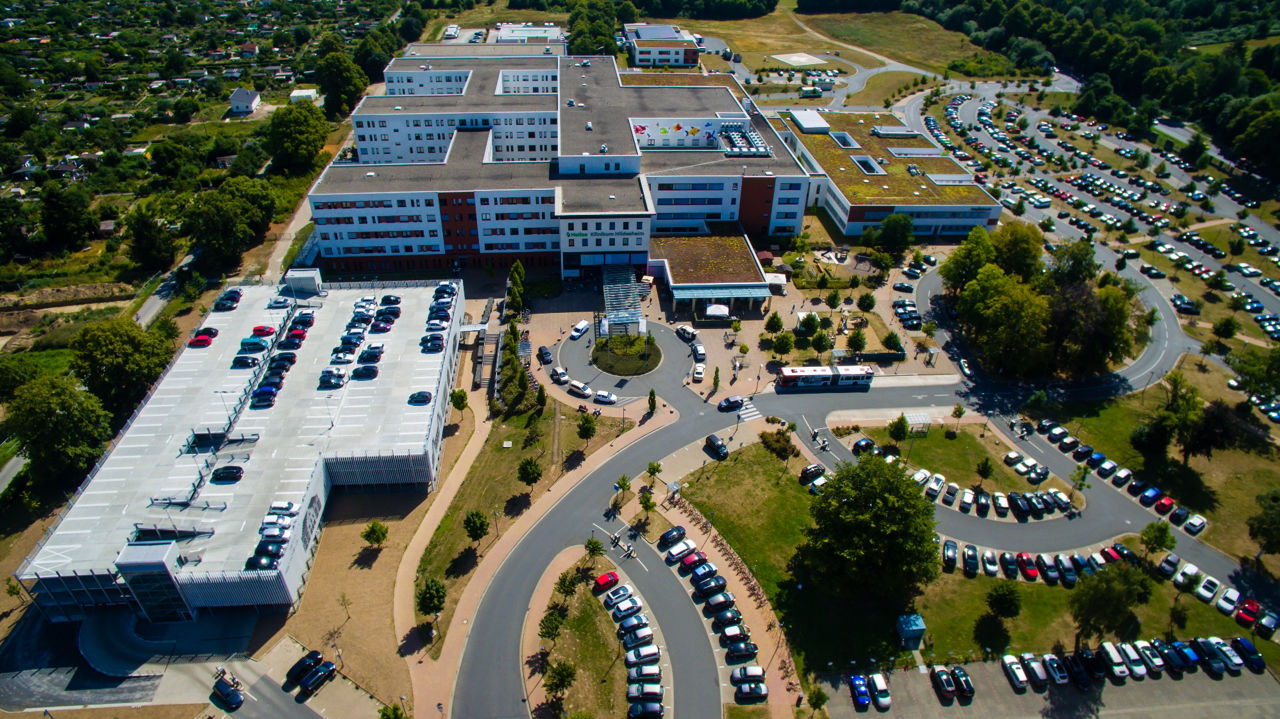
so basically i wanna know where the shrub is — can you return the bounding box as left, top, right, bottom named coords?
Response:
left=759, top=428, right=799, bottom=460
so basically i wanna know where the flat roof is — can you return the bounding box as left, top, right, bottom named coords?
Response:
left=618, top=71, right=746, bottom=100
left=371, top=57, right=559, bottom=112
left=641, top=114, right=804, bottom=178
left=403, top=43, right=564, bottom=57
left=23, top=284, right=460, bottom=579
left=780, top=111, right=996, bottom=207
left=650, top=234, right=766, bottom=286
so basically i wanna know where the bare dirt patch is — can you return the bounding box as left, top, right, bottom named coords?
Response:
left=0, top=282, right=135, bottom=308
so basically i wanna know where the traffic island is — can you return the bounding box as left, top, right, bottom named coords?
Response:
left=590, top=333, right=663, bottom=376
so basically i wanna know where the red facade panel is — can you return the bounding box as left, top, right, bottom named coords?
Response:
left=740, top=177, right=776, bottom=237
left=439, top=191, right=479, bottom=257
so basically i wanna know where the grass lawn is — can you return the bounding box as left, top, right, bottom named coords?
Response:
left=591, top=335, right=662, bottom=376
left=917, top=569, right=1280, bottom=669
left=625, top=504, right=674, bottom=542
left=843, top=71, right=928, bottom=107
left=417, top=403, right=629, bottom=657
left=724, top=706, right=771, bottom=719
left=671, top=11, right=885, bottom=70
left=1004, top=90, right=1077, bottom=112
left=863, top=425, right=1072, bottom=497
left=803, top=12, right=1001, bottom=75
left=1027, top=355, right=1280, bottom=575
left=755, top=95, right=836, bottom=106
left=1197, top=223, right=1280, bottom=283
left=541, top=558, right=628, bottom=719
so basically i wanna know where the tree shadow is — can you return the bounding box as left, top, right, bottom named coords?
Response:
left=397, top=624, right=427, bottom=657
left=525, top=647, right=550, bottom=677
left=445, top=546, right=479, bottom=579
left=504, top=492, right=532, bottom=518
left=1147, top=458, right=1218, bottom=513
left=562, top=449, right=585, bottom=471
left=442, top=422, right=460, bottom=439
left=529, top=698, right=562, bottom=719
left=1040, top=682, right=1104, bottom=719
left=973, top=612, right=1010, bottom=656
left=350, top=546, right=382, bottom=569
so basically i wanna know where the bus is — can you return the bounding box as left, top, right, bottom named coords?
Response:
left=776, top=365, right=875, bottom=391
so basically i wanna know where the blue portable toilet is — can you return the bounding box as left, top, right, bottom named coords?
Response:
left=896, top=613, right=926, bottom=650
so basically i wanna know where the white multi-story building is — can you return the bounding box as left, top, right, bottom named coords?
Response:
left=622, top=23, right=700, bottom=67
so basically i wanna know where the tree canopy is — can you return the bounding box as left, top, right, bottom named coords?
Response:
left=263, top=101, right=328, bottom=174
left=316, top=52, right=369, bottom=119
left=799, top=455, right=938, bottom=603
left=70, top=317, right=173, bottom=422
left=1068, top=563, right=1153, bottom=640
left=3, top=374, right=112, bottom=483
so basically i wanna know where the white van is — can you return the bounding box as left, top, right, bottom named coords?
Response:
left=570, top=320, right=590, bottom=340
left=1100, top=642, right=1129, bottom=679
left=568, top=380, right=593, bottom=398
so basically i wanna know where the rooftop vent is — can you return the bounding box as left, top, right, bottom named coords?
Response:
left=586, top=121, right=593, bottom=131
left=393, top=106, right=402, bottom=111
left=609, top=195, right=616, bottom=200
left=600, top=144, right=608, bottom=153
left=764, top=170, right=774, bottom=176
left=418, top=65, right=426, bottom=70
left=365, top=171, right=376, bottom=178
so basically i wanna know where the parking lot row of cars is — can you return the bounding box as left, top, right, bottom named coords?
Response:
left=1031, top=418, right=1208, bottom=535
left=941, top=532, right=1140, bottom=588
left=594, top=572, right=669, bottom=719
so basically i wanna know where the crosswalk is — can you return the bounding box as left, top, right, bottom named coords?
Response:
left=737, top=400, right=762, bottom=421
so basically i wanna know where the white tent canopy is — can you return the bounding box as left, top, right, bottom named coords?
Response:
left=704, top=304, right=730, bottom=318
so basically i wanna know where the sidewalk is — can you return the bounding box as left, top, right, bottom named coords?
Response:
left=397, top=396, right=680, bottom=717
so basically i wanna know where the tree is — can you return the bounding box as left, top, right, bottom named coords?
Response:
left=218, top=176, right=276, bottom=234
left=1248, top=488, right=1280, bottom=559
left=0, top=354, right=41, bottom=402
left=124, top=204, right=177, bottom=270
left=991, top=222, right=1043, bottom=282
left=2, top=375, right=111, bottom=483
left=1068, top=564, right=1153, bottom=640
left=518, top=457, right=543, bottom=487
left=808, top=686, right=829, bottom=714
left=1228, top=346, right=1280, bottom=400
left=847, top=328, right=867, bottom=352
left=70, top=318, right=172, bottom=421
left=1139, top=521, right=1177, bottom=557
left=450, top=389, right=468, bottom=411
left=857, top=292, right=876, bottom=312
left=577, top=413, right=596, bottom=446
left=584, top=537, right=605, bottom=562
left=1068, top=464, right=1091, bottom=502
left=39, top=181, right=96, bottom=252
left=316, top=52, right=368, bottom=119
left=617, top=474, right=631, bottom=493
left=184, top=191, right=256, bottom=268
left=825, top=289, right=841, bottom=310
left=868, top=213, right=914, bottom=260
left=5, top=578, right=23, bottom=605
left=712, top=366, right=720, bottom=392
left=379, top=705, right=408, bottom=719
left=951, top=402, right=966, bottom=429
left=543, top=661, right=577, bottom=697
left=800, top=455, right=938, bottom=602
left=418, top=577, right=447, bottom=615
left=987, top=582, right=1021, bottom=618
left=361, top=520, right=388, bottom=547
left=1158, top=372, right=1204, bottom=465
left=538, top=608, right=564, bottom=643
left=765, top=311, right=784, bottom=333
left=812, top=331, right=831, bottom=353
left=888, top=413, right=909, bottom=443
left=646, top=461, right=662, bottom=485
left=639, top=491, right=656, bottom=516
left=463, top=510, right=489, bottom=546
left=976, top=457, right=994, bottom=482
left=940, top=226, right=996, bottom=293
left=648, top=388, right=656, bottom=414
left=1213, top=316, right=1240, bottom=340
left=263, top=101, right=328, bottom=173
left=555, top=569, right=578, bottom=602
left=882, top=331, right=903, bottom=353
left=773, top=332, right=795, bottom=354
left=337, top=592, right=353, bottom=619
left=535, top=384, right=547, bottom=409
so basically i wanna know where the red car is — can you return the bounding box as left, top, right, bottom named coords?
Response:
left=1154, top=497, right=1175, bottom=514
left=1101, top=547, right=1122, bottom=564
left=252, top=325, right=275, bottom=336
left=288, top=329, right=307, bottom=340
left=593, top=572, right=618, bottom=593
left=187, top=335, right=212, bottom=348
left=681, top=551, right=708, bottom=569
left=1237, top=599, right=1261, bottom=626
left=1017, top=552, right=1038, bottom=580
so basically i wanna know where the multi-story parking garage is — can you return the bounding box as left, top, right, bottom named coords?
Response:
left=16, top=279, right=463, bottom=622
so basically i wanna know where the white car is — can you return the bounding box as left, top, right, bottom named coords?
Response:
left=1184, top=514, right=1207, bottom=534
left=261, top=514, right=292, bottom=528
left=993, top=492, right=1009, bottom=513
left=1047, top=426, right=1069, bottom=442
left=868, top=672, right=891, bottom=708
left=330, top=352, right=355, bottom=364
left=692, top=364, right=705, bottom=382
left=910, top=468, right=931, bottom=486
left=959, top=489, right=975, bottom=512
left=1133, top=640, right=1164, bottom=674
left=1014, top=458, right=1038, bottom=475
left=1210, top=636, right=1244, bottom=672
left=603, top=584, right=634, bottom=608
left=982, top=550, right=999, bottom=576
left=1173, top=562, right=1200, bottom=588
left=665, top=539, right=696, bottom=562
left=1020, top=652, right=1047, bottom=685
left=1001, top=654, right=1028, bottom=689
left=924, top=475, right=945, bottom=499
left=1195, top=574, right=1221, bottom=602
left=570, top=320, right=590, bottom=340
left=1217, top=587, right=1241, bottom=614
left=1118, top=643, right=1147, bottom=679
left=267, top=297, right=292, bottom=309
left=808, top=476, right=828, bottom=495
left=958, top=359, right=972, bottom=378
left=594, top=391, right=617, bottom=405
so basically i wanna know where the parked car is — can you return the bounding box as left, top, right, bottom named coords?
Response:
left=930, top=665, right=956, bottom=697
left=286, top=650, right=324, bottom=685
left=603, top=584, right=634, bottom=608
left=657, top=526, right=686, bottom=547
left=1002, top=654, right=1028, bottom=690
left=848, top=674, right=871, bottom=707
left=869, top=673, right=891, bottom=708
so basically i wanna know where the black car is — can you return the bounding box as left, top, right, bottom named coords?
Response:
left=1077, top=647, right=1107, bottom=680
left=245, top=555, right=277, bottom=570
left=1157, top=552, right=1181, bottom=579
left=712, top=608, right=742, bottom=628
left=1127, top=478, right=1149, bottom=496
left=409, top=391, right=433, bottom=404
left=352, top=365, right=379, bottom=380
left=428, top=310, right=451, bottom=322
left=1036, top=419, right=1058, bottom=433
left=1000, top=552, right=1019, bottom=578
left=976, top=492, right=990, bottom=514
left=962, top=544, right=979, bottom=575
left=278, top=338, right=303, bottom=350
left=726, top=642, right=758, bottom=660
left=213, top=299, right=238, bottom=311
left=231, top=355, right=259, bottom=368
left=1193, top=637, right=1227, bottom=676
left=696, top=576, right=728, bottom=598
left=299, top=660, right=337, bottom=695
left=211, top=466, right=243, bottom=483
left=287, top=651, right=324, bottom=685
left=852, top=438, right=876, bottom=454
left=893, top=282, right=914, bottom=292
left=706, top=434, right=729, bottom=460
left=1152, top=638, right=1185, bottom=674
left=1112, top=542, right=1138, bottom=564
left=942, top=540, right=957, bottom=571
left=658, top=526, right=686, bottom=548
left=537, top=346, right=553, bottom=364
left=1009, top=492, right=1030, bottom=515
left=931, top=665, right=956, bottom=697
left=717, top=395, right=744, bottom=412
left=376, top=305, right=402, bottom=318
left=358, top=350, right=382, bottom=364
left=950, top=665, right=974, bottom=697
left=1063, top=654, right=1092, bottom=690
left=1169, top=505, right=1190, bottom=525
left=380, top=294, right=401, bottom=305
left=256, top=540, right=285, bottom=558
left=1072, top=444, right=1094, bottom=461
left=800, top=464, right=825, bottom=481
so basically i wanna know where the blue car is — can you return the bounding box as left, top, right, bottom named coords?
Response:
left=1139, top=486, right=1162, bottom=507
left=1171, top=640, right=1199, bottom=666
left=690, top=562, right=718, bottom=583
left=1231, top=636, right=1266, bottom=672
left=1086, top=452, right=1106, bottom=468
left=848, top=674, right=871, bottom=708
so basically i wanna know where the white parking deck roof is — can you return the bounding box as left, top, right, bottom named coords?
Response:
left=23, top=284, right=458, bottom=579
